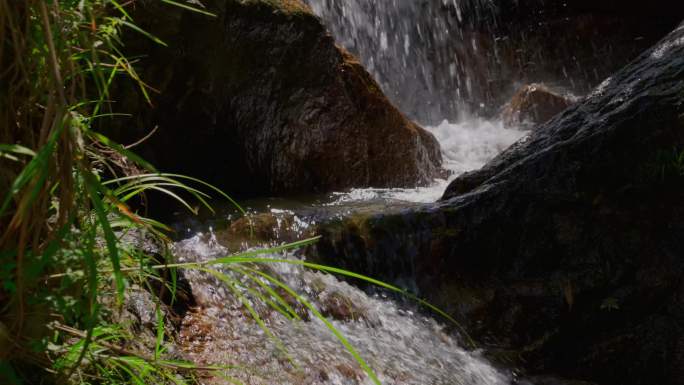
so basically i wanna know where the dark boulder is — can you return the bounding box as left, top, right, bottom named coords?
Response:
left=114, top=0, right=442, bottom=198
left=310, top=23, right=684, bottom=385
left=501, top=84, right=574, bottom=129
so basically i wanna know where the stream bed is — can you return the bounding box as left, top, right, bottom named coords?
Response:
left=171, top=119, right=528, bottom=384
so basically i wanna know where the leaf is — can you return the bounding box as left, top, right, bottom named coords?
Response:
left=119, top=20, right=168, bottom=47
left=155, top=305, right=165, bottom=360
left=161, top=0, right=217, bottom=17
left=0, top=144, right=36, bottom=158
left=85, top=130, right=157, bottom=172
left=83, top=171, right=125, bottom=302
left=0, top=121, right=64, bottom=217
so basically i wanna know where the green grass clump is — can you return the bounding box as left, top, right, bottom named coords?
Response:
left=0, top=2, right=234, bottom=382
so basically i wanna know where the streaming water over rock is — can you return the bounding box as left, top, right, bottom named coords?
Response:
left=162, top=1, right=681, bottom=384
left=170, top=114, right=525, bottom=382
left=327, top=119, right=527, bottom=204
left=174, top=231, right=514, bottom=385
left=304, top=0, right=491, bottom=123
left=169, top=3, right=534, bottom=381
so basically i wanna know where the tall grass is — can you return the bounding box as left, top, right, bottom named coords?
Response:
left=0, top=1, right=244, bottom=382
left=0, top=1, right=467, bottom=384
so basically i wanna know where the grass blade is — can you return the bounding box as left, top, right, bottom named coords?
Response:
left=161, top=0, right=217, bottom=17
left=83, top=171, right=125, bottom=302
left=242, top=266, right=381, bottom=385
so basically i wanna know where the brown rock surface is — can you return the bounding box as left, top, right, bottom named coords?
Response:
left=115, top=0, right=443, bottom=197
left=502, top=84, right=574, bottom=129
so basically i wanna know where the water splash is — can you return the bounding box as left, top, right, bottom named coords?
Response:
left=328, top=119, right=527, bottom=204
left=174, top=232, right=513, bottom=385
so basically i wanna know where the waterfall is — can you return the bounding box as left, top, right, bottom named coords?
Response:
left=304, top=0, right=501, bottom=124
left=302, top=0, right=531, bottom=204
left=303, top=0, right=641, bottom=125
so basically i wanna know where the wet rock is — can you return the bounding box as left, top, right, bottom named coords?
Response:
left=216, top=211, right=315, bottom=251
left=114, top=0, right=443, bottom=198
left=106, top=287, right=173, bottom=353
left=310, top=24, right=684, bottom=385
left=501, top=84, right=573, bottom=129
left=113, top=228, right=196, bottom=323
left=319, top=291, right=367, bottom=322
left=274, top=287, right=311, bottom=321
left=121, top=288, right=160, bottom=331
left=334, top=363, right=363, bottom=381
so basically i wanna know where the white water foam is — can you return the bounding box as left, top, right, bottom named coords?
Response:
left=175, top=232, right=512, bottom=385
left=328, top=119, right=528, bottom=205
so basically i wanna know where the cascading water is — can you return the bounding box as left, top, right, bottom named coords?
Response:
left=175, top=231, right=513, bottom=385
left=171, top=1, right=549, bottom=384
left=303, top=0, right=645, bottom=125
left=327, top=118, right=526, bottom=204
left=302, top=0, right=532, bottom=205
left=303, top=0, right=500, bottom=123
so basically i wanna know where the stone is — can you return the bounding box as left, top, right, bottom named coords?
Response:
left=114, top=0, right=443, bottom=198
left=501, top=84, right=573, bottom=129
left=319, top=291, right=367, bottom=322
left=216, top=212, right=309, bottom=251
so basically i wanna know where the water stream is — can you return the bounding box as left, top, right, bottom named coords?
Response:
left=172, top=115, right=526, bottom=383
left=303, top=0, right=504, bottom=123
left=328, top=118, right=526, bottom=205
left=172, top=1, right=539, bottom=384
left=175, top=232, right=513, bottom=385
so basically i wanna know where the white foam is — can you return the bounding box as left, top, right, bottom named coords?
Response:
left=328, top=119, right=528, bottom=204
left=175, top=235, right=512, bottom=385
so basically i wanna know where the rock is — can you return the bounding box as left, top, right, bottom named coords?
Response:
left=216, top=212, right=312, bottom=251
left=309, top=23, right=684, bottom=385
left=501, top=84, right=573, bottom=129
left=122, top=288, right=160, bottom=331
left=319, top=291, right=367, bottom=322
left=114, top=0, right=443, bottom=198
left=114, top=228, right=196, bottom=322
left=108, top=287, right=177, bottom=354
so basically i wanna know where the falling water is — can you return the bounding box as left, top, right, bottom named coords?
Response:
left=302, top=0, right=537, bottom=204
left=172, top=1, right=554, bottom=384
left=328, top=119, right=526, bottom=204
left=303, top=0, right=656, bottom=125
left=304, top=0, right=503, bottom=123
